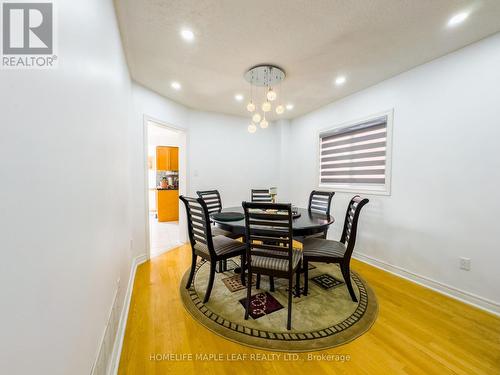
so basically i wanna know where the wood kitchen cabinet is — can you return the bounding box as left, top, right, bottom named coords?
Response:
left=157, top=189, right=179, bottom=222
left=169, top=148, right=179, bottom=170
left=156, top=146, right=179, bottom=222
left=156, top=146, right=179, bottom=171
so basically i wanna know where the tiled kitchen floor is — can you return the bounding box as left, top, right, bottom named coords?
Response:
left=149, top=214, right=181, bottom=257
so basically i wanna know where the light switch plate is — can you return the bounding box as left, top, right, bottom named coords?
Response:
left=459, top=257, right=471, bottom=271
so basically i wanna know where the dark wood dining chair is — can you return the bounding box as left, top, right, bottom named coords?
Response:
left=242, top=202, right=302, bottom=330
left=251, top=189, right=272, bottom=202
left=196, top=189, right=238, bottom=237
left=196, top=190, right=223, bottom=214
left=302, top=195, right=369, bottom=302
left=180, top=196, right=246, bottom=303
left=306, top=190, right=335, bottom=239
left=197, top=189, right=243, bottom=272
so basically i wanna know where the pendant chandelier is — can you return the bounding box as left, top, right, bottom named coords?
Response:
left=244, top=65, right=286, bottom=133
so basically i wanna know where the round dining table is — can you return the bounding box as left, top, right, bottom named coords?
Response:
left=212, top=206, right=334, bottom=237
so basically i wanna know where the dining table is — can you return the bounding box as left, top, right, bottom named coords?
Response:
left=211, top=206, right=334, bottom=238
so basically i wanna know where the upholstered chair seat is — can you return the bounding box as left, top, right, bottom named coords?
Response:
left=250, top=248, right=302, bottom=272
left=194, top=235, right=246, bottom=257
left=302, top=238, right=346, bottom=258
left=211, top=226, right=234, bottom=238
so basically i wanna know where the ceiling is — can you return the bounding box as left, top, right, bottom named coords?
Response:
left=115, top=0, right=500, bottom=120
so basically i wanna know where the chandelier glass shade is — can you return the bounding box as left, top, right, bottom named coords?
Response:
left=248, top=123, right=257, bottom=133
left=267, top=88, right=277, bottom=101
left=262, top=101, right=271, bottom=112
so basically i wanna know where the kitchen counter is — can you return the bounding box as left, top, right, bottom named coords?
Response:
left=156, top=189, right=179, bottom=222
left=156, top=187, right=178, bottom=191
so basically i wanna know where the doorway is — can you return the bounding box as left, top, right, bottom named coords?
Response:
left=145, top=118, right=188, bottom=258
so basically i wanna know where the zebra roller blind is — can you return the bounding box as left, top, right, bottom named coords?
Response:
left=319, top=114, right=389, bottom=189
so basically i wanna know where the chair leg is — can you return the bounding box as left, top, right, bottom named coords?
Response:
left=256, top=273, right=261, bottom=289
left=304, top=259, right=309, bottom=296
left=287, top=277, right=293, bottom=330
left=341, top=262, right=358, bottom=302
left=244, top=271, right=252, bottom=320
left=240, top=254, right=246, bottom=286
left=295, top=262, right=301, bottom=296
left=186, top=254, right=197, bottom=289
left=203, top=261, right=216, bottom=304
left=269, top=276, right=275, bottom=292
left=223, top=259, right=227, bottom=271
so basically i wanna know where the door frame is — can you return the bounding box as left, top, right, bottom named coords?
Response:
left=143, top=114, right=189, bottom=258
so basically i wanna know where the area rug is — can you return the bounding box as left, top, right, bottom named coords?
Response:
left=238, top=292, right=284, bottom=319
left=311, top=273, right=344, bottom=290
left=180, top=259, right=378, bottom=352
left=215, top=259, right=239, bottom=273
left=221, top=274, right=256, bottom=292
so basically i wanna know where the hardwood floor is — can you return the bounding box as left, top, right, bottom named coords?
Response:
left=118, top=244, right=500, bottom=375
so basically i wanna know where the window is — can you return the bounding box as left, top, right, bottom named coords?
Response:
left=318, top=110, right=393, bottom=195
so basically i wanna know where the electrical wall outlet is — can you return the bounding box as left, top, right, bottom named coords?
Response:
left=459, top=257, right=471, bottom=271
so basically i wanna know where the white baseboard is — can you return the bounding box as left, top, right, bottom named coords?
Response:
left=90, top=286, right=120, bottom=375
left=109, top=253, right=148, bottom=375
left=354, top=252, right=500, bottom=316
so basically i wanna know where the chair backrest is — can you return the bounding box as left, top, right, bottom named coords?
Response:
left=308, top=190, right=335, bottom=216
left=251, top=189, right=272, bottom=202
left=179, top=196, right=215, bottom=258
left=340, top=195, right=369, bottom=259
left=196, top=190, right=222, bottom=214
left=242, top=202, right=294, bottom=272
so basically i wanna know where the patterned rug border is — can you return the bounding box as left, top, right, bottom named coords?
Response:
left=179, top=260, right=378, bottom=352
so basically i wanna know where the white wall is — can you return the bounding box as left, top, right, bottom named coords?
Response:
left=148, top=121, right=181, bottom=150
left=288, top=33, right=500, bottom=312
left=276, top=119, right=293, bottom=203
left=0, top=1, right=134, bottom=374
left=187, top=110, right=281, bottom=207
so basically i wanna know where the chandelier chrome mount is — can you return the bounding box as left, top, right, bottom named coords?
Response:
left=244, top=65, right=286, bottom=87
left=244, top=64, right=286, bottom=133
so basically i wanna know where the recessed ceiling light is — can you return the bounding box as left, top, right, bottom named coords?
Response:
left=180, top=28, right=194, bottom=42
left=447, top=12, right=469, bottom=27
left=335, top=76, right=347, bottom=86
left=171, top=81, right=181, bottom=90
left=286, top=104, right=294, bottom=110
left=235, top=94, right=244, bottom=102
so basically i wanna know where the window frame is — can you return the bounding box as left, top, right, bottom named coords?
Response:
left=316, top=109, right=394, bottom=196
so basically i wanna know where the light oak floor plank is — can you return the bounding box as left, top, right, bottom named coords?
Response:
left=118, top=244, right=500, bottom=375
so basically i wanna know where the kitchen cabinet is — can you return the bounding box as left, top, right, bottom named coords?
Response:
left=169, top=148, right=179, bottom=171
left=156, top=146, right=179, bottom=171
left=157, top=189, right=179, bottom=222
